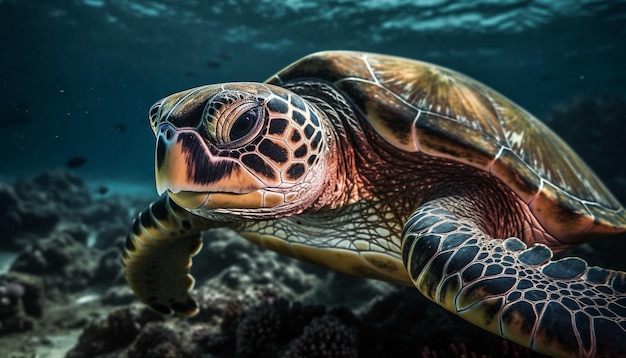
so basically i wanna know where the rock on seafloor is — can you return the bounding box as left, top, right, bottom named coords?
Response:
left=0, top=271, right=44, bottom=334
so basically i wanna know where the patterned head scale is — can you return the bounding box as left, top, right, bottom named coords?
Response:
left=150, top=83, right=327, bottom=218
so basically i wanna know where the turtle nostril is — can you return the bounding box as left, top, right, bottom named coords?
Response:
left=160, top=126, right=174, bottom=141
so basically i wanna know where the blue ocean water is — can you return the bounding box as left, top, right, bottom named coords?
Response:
left=1, top=0, right=625, bottom=191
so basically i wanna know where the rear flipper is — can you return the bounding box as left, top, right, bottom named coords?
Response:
left=402, top=196, right=626, bottom=358
left=123, top=195, right=214, bottom=316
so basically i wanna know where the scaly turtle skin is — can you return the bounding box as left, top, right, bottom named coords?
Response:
left=123, top=51, right=626, bottom=357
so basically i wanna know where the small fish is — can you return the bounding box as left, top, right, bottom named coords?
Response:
left=97, top=186, right=109, bottom=195
left=66, top=156, right=87, bottom=168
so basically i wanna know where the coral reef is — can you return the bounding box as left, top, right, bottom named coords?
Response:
left=234, top=301, right=282, bottom=357
left=65, top=308, right=142, bottom=358
left=0, top=169, right=152, bottom=355
left=12, top=169, right=92, bottom=210
left=192, top=230, right=324, bottom=297
left=67, top=285, right=545, bottom=358
left=0, top=272, right=44, bottom=335
left=126, top=322, right=188, bottom=358
left=10, top=225, right=99, bottom=294
left=283, top=315, right=358, bottom=358
left=0, top=169, right=151, bottom=251
left=0, top=181, right=60, bottom=250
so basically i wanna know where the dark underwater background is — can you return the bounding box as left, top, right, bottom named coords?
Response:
left=1, top=1, right=625, bottom=357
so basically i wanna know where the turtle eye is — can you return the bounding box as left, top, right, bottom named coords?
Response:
left=229, top=107, right=259, bottom=141
left=217, top=103, right=264, bottom=147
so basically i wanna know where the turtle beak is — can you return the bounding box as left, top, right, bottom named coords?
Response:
left=154, top=123, right=265, bottom=207
left=155, top=124, right=204, bottom=196
left=155, top=123, right=237, bottom=196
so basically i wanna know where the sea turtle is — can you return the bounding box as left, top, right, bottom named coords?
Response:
left=123, top=51, right=626, bottom=357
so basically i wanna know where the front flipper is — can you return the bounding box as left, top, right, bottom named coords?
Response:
left=402, top=196, right=626, bottom=358
left=123, top=195, right=216, bottom=316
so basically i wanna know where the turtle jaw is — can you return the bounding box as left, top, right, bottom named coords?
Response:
left=155, top=125, right=270, bottom=209
left=166, top=189, right=288, bottom=211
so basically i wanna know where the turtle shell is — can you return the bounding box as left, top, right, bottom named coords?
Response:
left=266, top=51, right=626, bottom=243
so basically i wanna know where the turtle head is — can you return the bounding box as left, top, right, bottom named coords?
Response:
left=150, top=83, right=327, bottom=219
